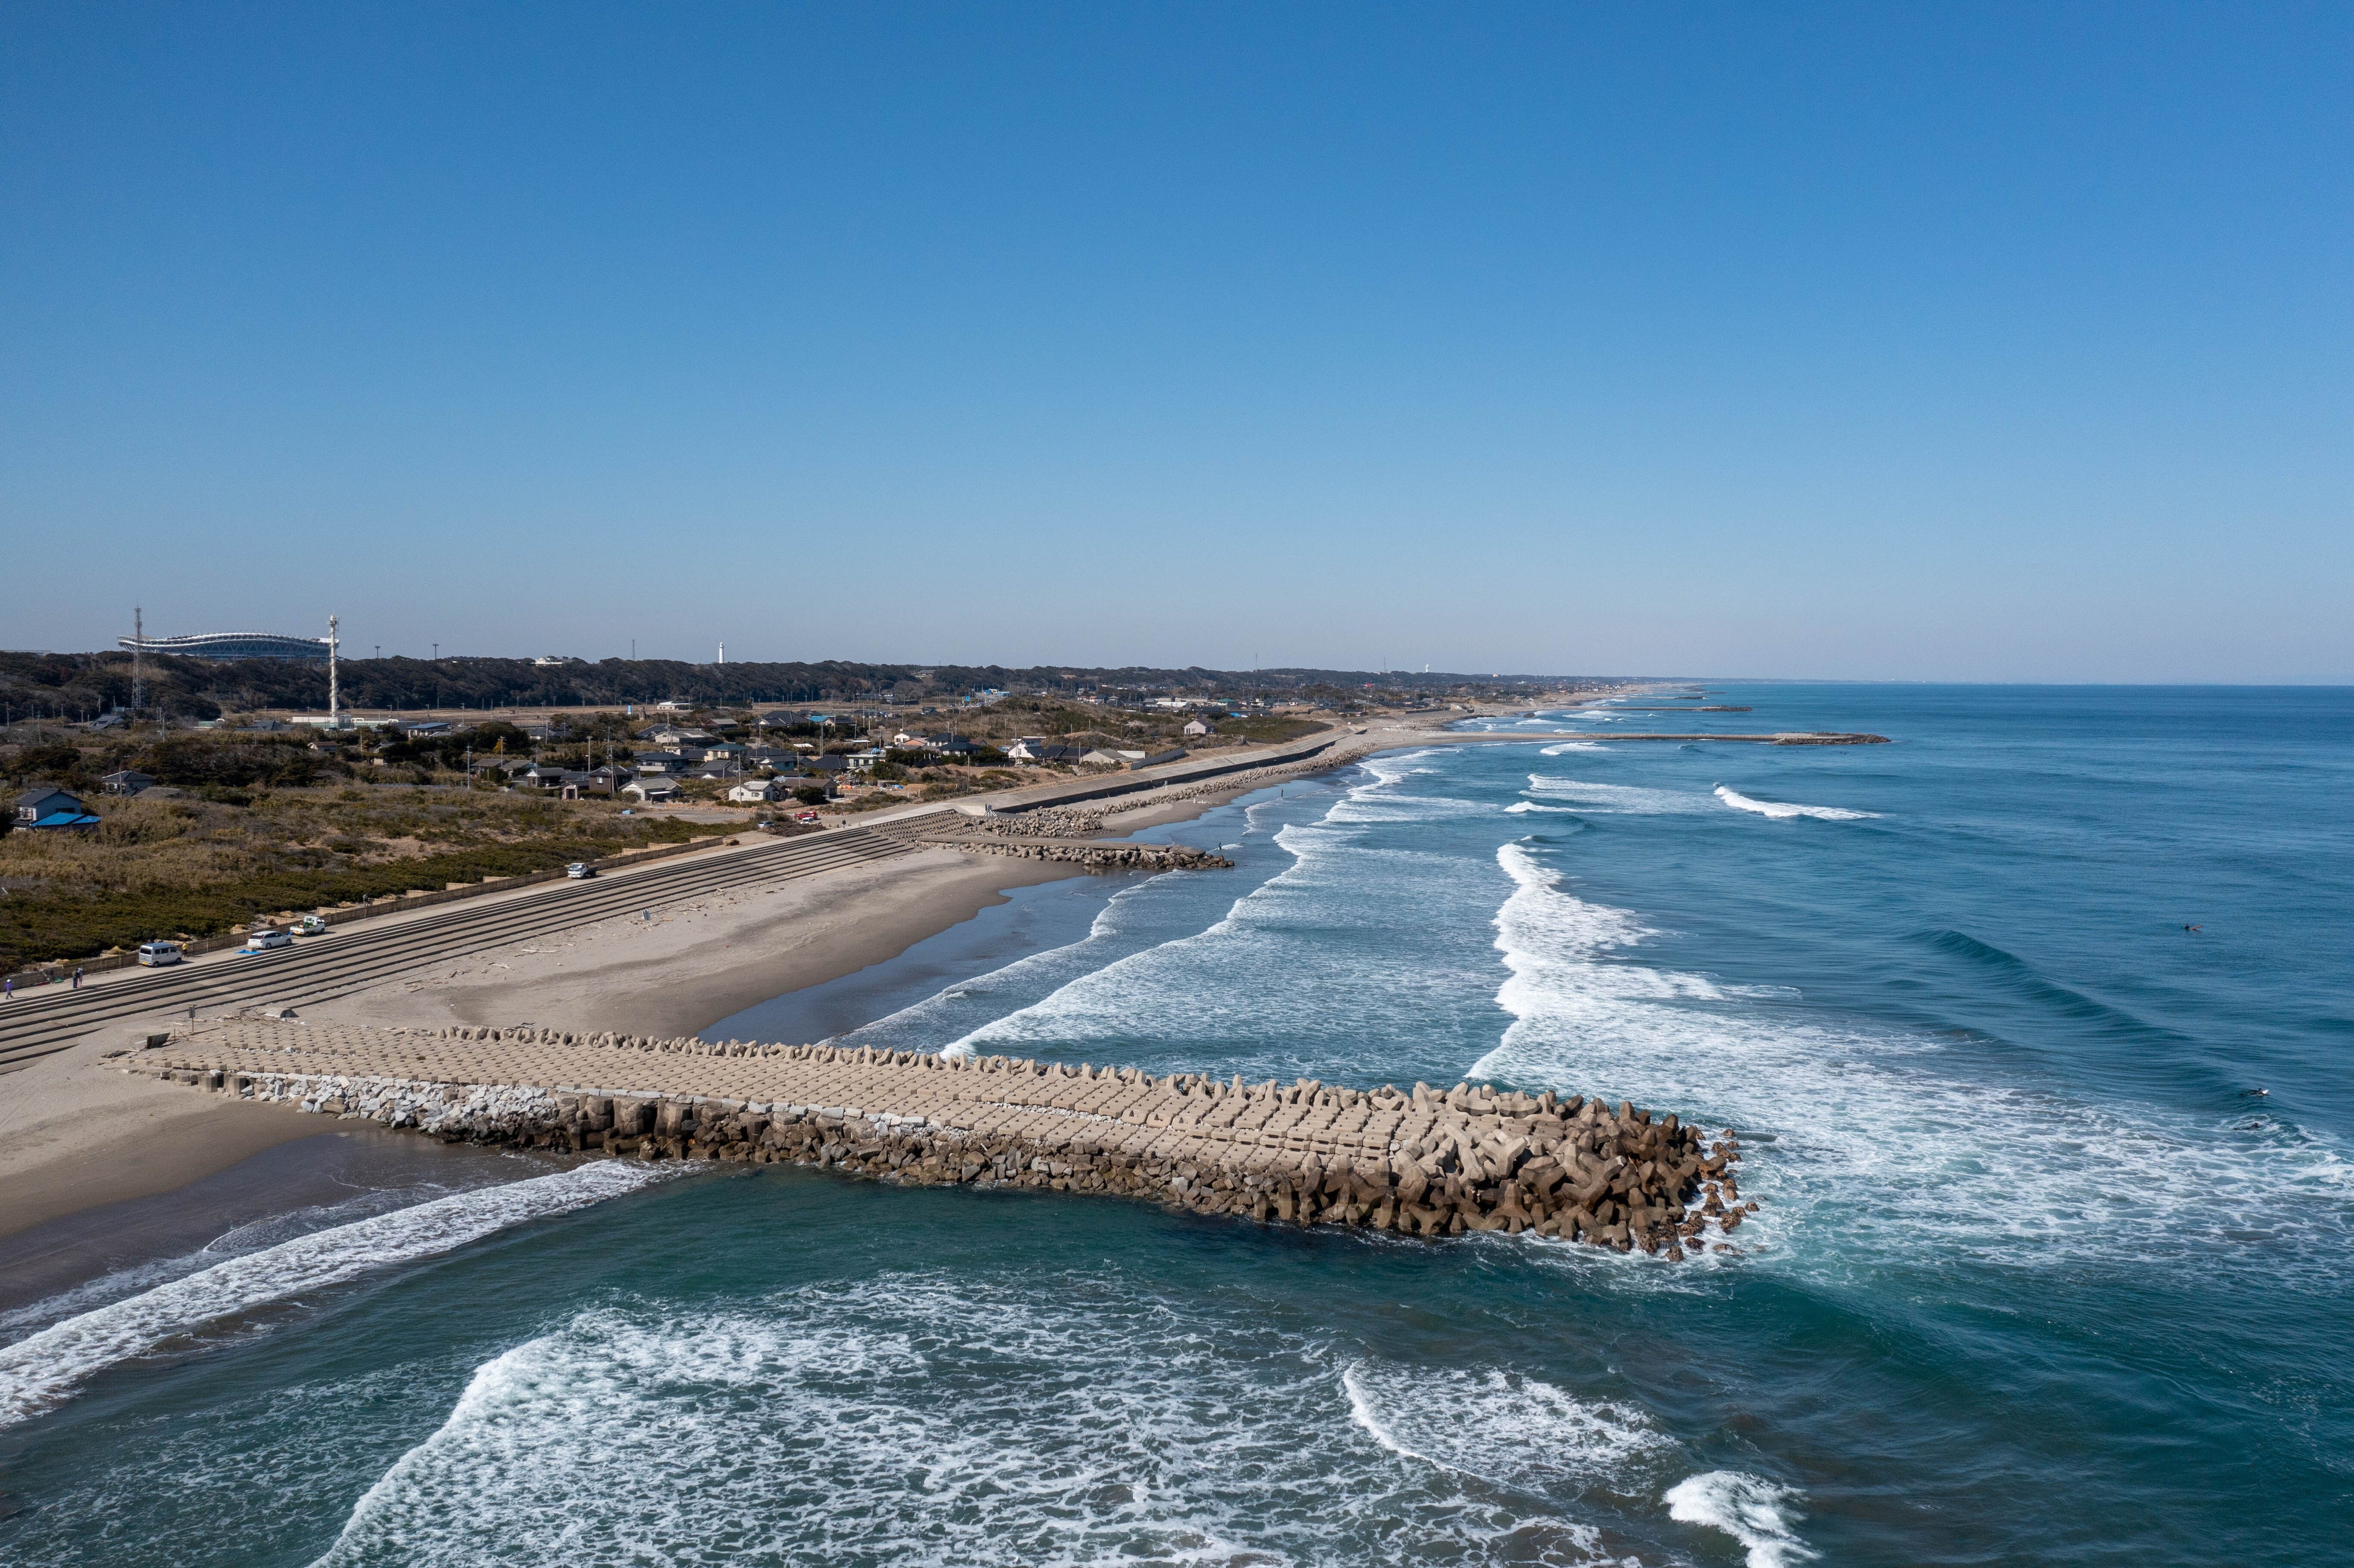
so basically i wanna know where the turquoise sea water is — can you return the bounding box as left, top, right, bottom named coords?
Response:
left=3, top=685, right=2349, bottom=1566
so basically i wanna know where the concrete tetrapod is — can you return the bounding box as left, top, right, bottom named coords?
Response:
left=130, top=1020, right=1753, bottom=1257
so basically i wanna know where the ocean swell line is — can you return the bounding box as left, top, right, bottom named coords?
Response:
left=0, top=1161, right=664, bottom=1429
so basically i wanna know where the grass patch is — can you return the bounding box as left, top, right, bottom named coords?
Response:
left=0, top=786, right=732, bottom=966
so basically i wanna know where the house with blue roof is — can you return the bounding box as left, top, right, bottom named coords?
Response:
left=14, top=787, right=102, bottom=830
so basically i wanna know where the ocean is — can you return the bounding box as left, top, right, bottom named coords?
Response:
left=2, top=684, right=2349, bottom=1566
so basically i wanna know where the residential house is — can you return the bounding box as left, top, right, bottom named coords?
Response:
left=13, top=787, right=100, bottom=829
left=803, top=754, right=849, bottom=775
left=1003, top=737, right=1049, bottom=763
left=727, top=779, right=782, bottom=804
left=846, top=748, right=889, bottom=772
left=1078, top=749, right=1131, bottom=766
left=648, top=727, right=714, bottom=747
left=621, top=779, right=681, bottom=803
left=1182, top=718, right=1214, bottom=738
left=514, top=763, right=575, bottom=790
left=630, top=750, right=694, bottom=775
left=101, top=769, right=156, bottom=795
left=927, top=735, right=978, bottom=757
left=744, top=747, right=800, bottom=773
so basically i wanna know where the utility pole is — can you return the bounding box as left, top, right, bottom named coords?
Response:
left=130, top=606, right=147, bottom=718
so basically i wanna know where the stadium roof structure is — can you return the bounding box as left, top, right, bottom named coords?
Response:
left=118, top=631, right=331, bottom=661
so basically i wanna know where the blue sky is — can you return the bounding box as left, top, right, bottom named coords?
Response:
left=4, top=4, right=2347, bottom=680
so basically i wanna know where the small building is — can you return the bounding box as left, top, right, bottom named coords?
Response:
left=101, top=769, right=157, bottom=795
left=846, top=748, right=888, bottom=772
left=1128, top=748, right=1188, bottom=770
left=1182, top=718, right=1213, bottom=738
left=803, top=754, right=849, bottom=774
left=14, top=787, right=100, bottom=829
left=1079, top=749, right=1129, bottom=766
left=621, top=779, right=681, bottom=803
left=1004, top=738, right=1048, bottom=763
left=631, top=750, right=692, bottom=774
left=727, top=779, right=782, bottom=804
left=927, top=735, right=978, bottom=757
left=652, top=700, right=694, bottom=713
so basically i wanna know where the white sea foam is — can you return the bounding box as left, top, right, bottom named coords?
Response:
left=1539, top=741, right=1606, bottom=754
left=1505, top=801, right=1582, bottom=814
left=1665, top=1471, right=1817, bottom=1567
left=1342, top=1362, right=1670, bottom=1485
left=310, top=1276, right=1625, bottom=1567
left=0, top=1162, right=664, bottom=1429
left=1713, top=785, right=1878, bottom=821
left=1524, top=775, right=1709, bottom=814
left=939, top=753, right=1504, bottom=1072
left=1473, top=843, right=2354, bottom=1278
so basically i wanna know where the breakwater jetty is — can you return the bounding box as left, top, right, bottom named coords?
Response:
left=130, top=1020, right=1753, bottom=1257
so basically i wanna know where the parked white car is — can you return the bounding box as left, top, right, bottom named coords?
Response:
left=240, top=929, right=293, bottom=954
left=566, top=862, right=595, bottom=879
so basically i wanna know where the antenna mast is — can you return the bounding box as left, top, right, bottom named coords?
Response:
left=130, top=606, right=147, bottom=716
left=327, top=614, right=342, bottom=725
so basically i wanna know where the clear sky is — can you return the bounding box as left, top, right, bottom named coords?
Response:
left=3, top=4, right=2347, bottom=680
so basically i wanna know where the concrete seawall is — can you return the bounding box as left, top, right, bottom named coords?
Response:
left=130, top=1020, right=1754, bottom=1257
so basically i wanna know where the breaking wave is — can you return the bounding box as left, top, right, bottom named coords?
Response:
left=1473, top=843, right=2354, bottom=1279
left=310, top=1276, right=1634, bottom=1567
left=1523, top=776, right=1709, bottom=814
left=0, top=1162, right=665, bottom=1429
left=1713, top=786, right=1877, bottom=821
left=1664, top=1471, right=1817, bottom=1567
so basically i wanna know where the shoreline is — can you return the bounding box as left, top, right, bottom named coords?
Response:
left=0, top=703, right=1612, bottom=1287
left=0, top=766, right=1289, bottom=1268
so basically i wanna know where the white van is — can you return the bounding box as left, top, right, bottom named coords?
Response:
left=137, top=941, right=185, bottom=967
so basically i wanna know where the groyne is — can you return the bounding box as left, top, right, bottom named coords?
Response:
left=129, top=1021, right=1753, bottom=1257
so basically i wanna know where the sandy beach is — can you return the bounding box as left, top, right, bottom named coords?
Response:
left=0, top=695, right=1603, bottom=1263
left=0, top=759, right=1329, bottom=1243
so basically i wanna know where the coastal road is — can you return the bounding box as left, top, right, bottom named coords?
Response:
left=0, top=826, right=920, bottom=1074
